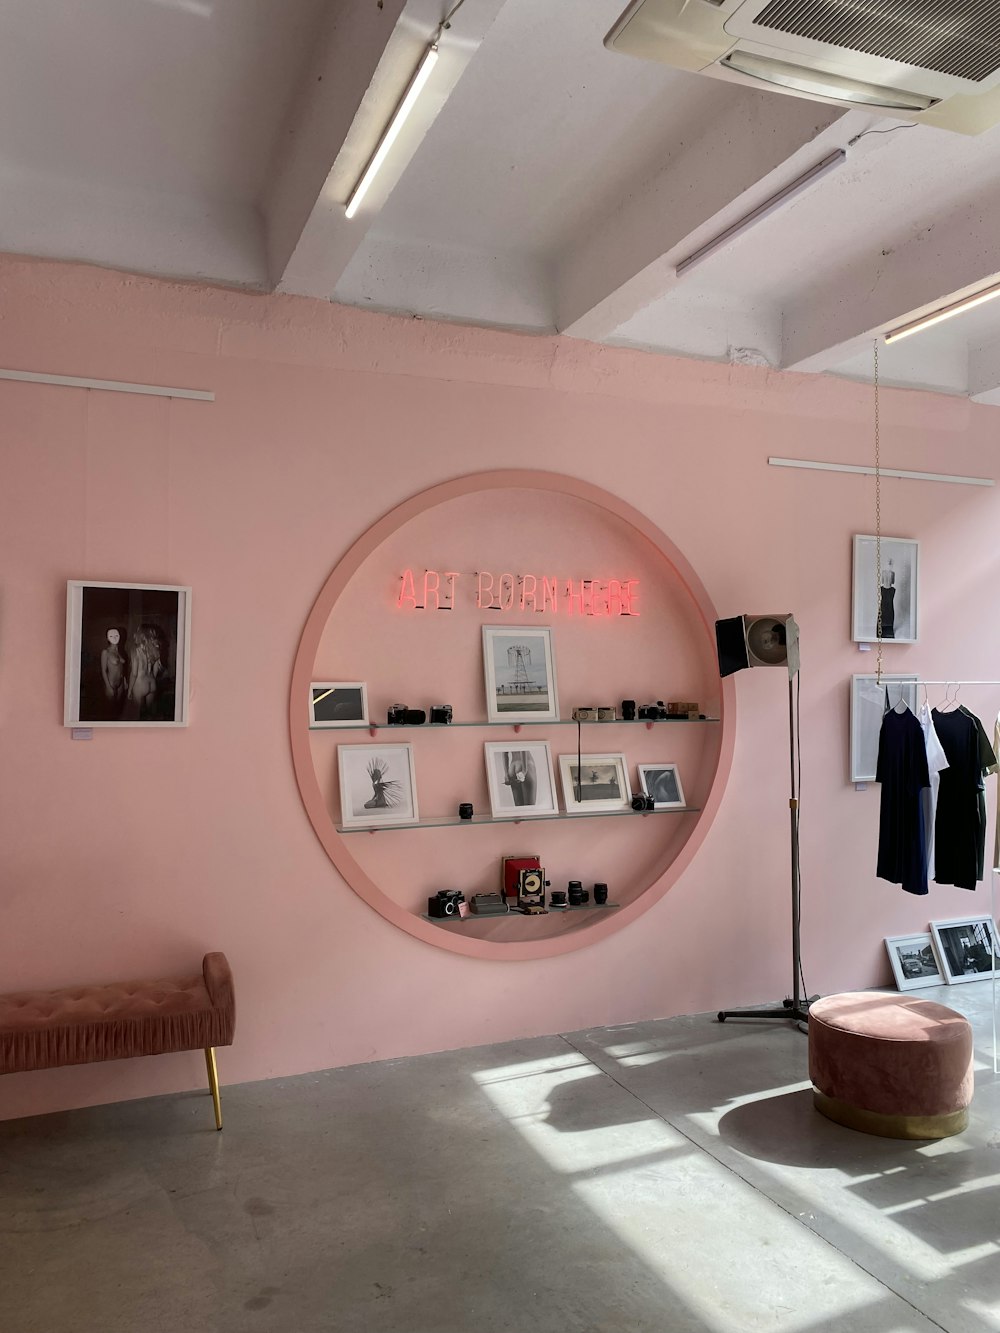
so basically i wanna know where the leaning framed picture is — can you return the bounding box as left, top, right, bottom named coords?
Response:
left=930, top=916, right=1000, bottom=984
left=559, top=753, right=632, bottom=814
left=484, top=741, right=558, bottom=820
left=482, top=626, right=559, bottom=724
left=850, top=674, right=918, bottom=783
left=310, top=682, right=369, bottom=728
left=852, top=535, right=919, bottom=643
left=64, top=581, right=192, bottom=727
left=636, top=763, right=686, bottom=810
left=884, top=933, right=945, bottom=991
left=337, top=743, right=419, bottom=829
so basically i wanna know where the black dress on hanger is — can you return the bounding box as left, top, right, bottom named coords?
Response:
left=876, top=701, right=930, bottom=896
left=932, top=706, right=997, bottom=890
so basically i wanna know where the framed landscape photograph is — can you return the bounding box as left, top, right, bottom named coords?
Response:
left=310, top=682, right=369, bottom=728
left=482, top=626, right=559, bottom=724
left=559, top=753, right=632, bottom=814
left=65, top=581, right=191, bottom=727
left=637, top=763, right=686, bottom=810
left=338, top=743, right=419, bottom=829
left=884, top=933, right=945, bottom=992
left=930, top=916, right=1000, bottom=984
left=852, top=535, right=919, bottom=643
left=484, top=741, right=558, bottom=820
left=850, top=674, right=919, bottom=783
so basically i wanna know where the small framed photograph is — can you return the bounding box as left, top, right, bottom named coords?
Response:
left=310, top=682, right=369, bottom=728
left=559, top=753, right=632, bottom=814
left=852, top=535, right=919, bottom=643
left=884, top=933, right=945, bottom=991
left=65, top=581, right=191, bottom=727
left=338, top=744, right=419, bottom=829
left=930, top=917, right=1000, bottom=984
left=851, top=674, right=918, bottom=783
left=482, top=626, right=559, bottom=724
left=484, top=741, right=558, bottom=819
left=636, top=764, right=686, bottom=810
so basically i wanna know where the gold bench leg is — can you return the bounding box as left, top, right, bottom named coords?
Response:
left=204, top=1047, right=222, bottom=1131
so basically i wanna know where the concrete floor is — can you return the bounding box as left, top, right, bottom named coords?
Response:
left=2, top=983, right=999, bottom=1333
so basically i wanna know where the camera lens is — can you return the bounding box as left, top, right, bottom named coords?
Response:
left=458, top=802, right=474, bottom=820
left=594, top=884, right=608, bottom=905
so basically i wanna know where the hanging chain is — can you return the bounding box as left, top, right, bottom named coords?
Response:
left=874, top=338, right=883, bottom=685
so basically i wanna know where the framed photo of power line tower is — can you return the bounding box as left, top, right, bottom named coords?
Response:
left=482, top=626, right=559, bottom=724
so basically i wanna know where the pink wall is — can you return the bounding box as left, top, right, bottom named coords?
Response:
left=2, top=254, right=999, bottom=1120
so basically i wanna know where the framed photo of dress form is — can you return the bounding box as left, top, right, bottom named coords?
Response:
left=850, top=674, right=918, bottom=783
left=852, top=536, right=919, bottom=643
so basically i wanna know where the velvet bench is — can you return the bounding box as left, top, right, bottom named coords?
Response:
left=809, top=991, right=973, bottom=1140
left=0, top=952, right=235, bottom=1129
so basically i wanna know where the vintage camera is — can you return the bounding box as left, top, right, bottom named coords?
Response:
left=388, top=705, right=426, bottom=725
left=597, top=707, right=616, bottom=722
left=632, top=793, right=655, bottom=811
left=427, top=890, right=466, bottom=918
left=517, top=867, right=549, bottom=914
left=430, top=704, right=453, bottom=725
left=621, top=699, right=637, bottom=721
left=638, top=701, right=668, bottom=721
left=470, top=892, right=508, bottom=915
left=572, top=706, right=598, bottom=722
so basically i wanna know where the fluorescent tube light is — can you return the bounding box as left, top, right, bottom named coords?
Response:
left=675, top=149, right=847, bottom=277
left=345, top=44, right=439, bottom=220
left=884, top=281, right=1000, bottom=343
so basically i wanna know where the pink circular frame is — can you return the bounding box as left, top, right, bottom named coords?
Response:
left=290, top=470, right=736, bottom=960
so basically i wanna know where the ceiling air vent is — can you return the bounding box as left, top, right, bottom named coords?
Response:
left=752, top=0, right=1000, bottom=83
left=605, top=0, right=1000, bottom=133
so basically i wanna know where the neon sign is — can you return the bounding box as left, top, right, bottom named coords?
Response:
left=397, top=570, right=639, bottom=616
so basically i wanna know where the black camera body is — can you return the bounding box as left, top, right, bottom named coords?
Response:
left=638, top=701, right=668, bottom=721
left=430, top=705, right=453, bottom=725
left=388, top=705, right=426, bottom=726
left=427, top=890, right=465, bottom=918
left=632, top=793, right=655, bottom=811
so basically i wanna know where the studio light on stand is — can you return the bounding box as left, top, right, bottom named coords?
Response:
left=715, top=614, right=815, bottom=1028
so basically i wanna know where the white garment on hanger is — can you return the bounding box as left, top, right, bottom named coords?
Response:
left=919, top=703, right=949, bottom=880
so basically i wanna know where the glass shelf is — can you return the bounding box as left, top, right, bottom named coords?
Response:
left=312, top=718, right=720, bottom=731
left=337, top=807, right=700, bottom=834
left=422, top=903, right=621, bottom=923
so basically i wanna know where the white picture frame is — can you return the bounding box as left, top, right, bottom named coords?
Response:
left=64, top=581, right=192, bottom=727
left=559, top=753, right=632, bottom=814
left=852, top=535, right=919, bottom=644
left=310, top=682, right=369, bottom=728
left=337, top=743, right=419, bottom=829
left=884, top=933, right=945, bottom=991
left=482, top=625, right=559, bottom=724
left=850, top=674, right=919, bottom=783
left=637, top=763, right=686, bottom=810
left=484, top=741, right=558, bottom=820
left=930, top=916, right=1000, bottom=984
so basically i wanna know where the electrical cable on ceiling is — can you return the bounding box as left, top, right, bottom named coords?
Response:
left=847, top=123, right=917, bottom=148
left=436, top=0, right=468, bottom=39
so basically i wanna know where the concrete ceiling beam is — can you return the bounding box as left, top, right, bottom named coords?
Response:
left=782, top=183, right=1000, bottom=375
left=555, top=97, right=859, bottom=344
left=969, top=336, right=1000, bottom=405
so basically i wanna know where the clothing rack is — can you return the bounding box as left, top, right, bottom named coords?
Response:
left=880, top=677, right=1000, bottom=1074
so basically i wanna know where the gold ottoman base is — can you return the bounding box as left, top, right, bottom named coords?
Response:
left=813, top=1088, right=968, bottom=1140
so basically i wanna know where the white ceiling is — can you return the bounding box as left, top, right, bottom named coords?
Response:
left=5, top=0, right=1000, bottom=404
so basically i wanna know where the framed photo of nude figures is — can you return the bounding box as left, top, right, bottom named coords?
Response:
left=852, top=535, right=919, bottom=644
left=64, top=582, right=192, bottom=727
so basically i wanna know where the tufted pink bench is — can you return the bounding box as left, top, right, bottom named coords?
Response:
left=0, top=952, right=235, bottom=1129
left=809, top=991, right=973, bottom=1140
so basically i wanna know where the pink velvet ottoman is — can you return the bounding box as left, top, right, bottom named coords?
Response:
left=809, top=991, right=973, bottom=1139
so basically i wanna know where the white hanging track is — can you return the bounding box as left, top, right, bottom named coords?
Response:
left=0, top=367, right=214, bottom=401
left=768, top=457, right=994, bottom=487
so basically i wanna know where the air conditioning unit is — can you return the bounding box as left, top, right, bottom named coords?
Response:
left=605, top=0, right=1000, bottom=134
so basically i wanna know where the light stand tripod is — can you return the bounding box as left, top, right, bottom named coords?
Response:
left=717, top=672, right=814, bottom=1027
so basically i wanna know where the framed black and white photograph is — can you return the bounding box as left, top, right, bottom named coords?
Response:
left=64, top=581, right=191, bottom=727
left=636, top=763, right=686, bottom=810
left=482, top=626, right=559, bottom=724
left=310, top=682, right=369, bottom=728
left=850, top=674, right=919, bottom=783
left=559, top=752, right=632, bottom=815
left=930, top=916, right=1000, bottom=984
left=337, top=743, right=419, bottom=829
left=884, top=933, right=945, bottom=992
left=484, top=741, right=558, bottom=820
left=852, top=535, right=919, bottom=643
